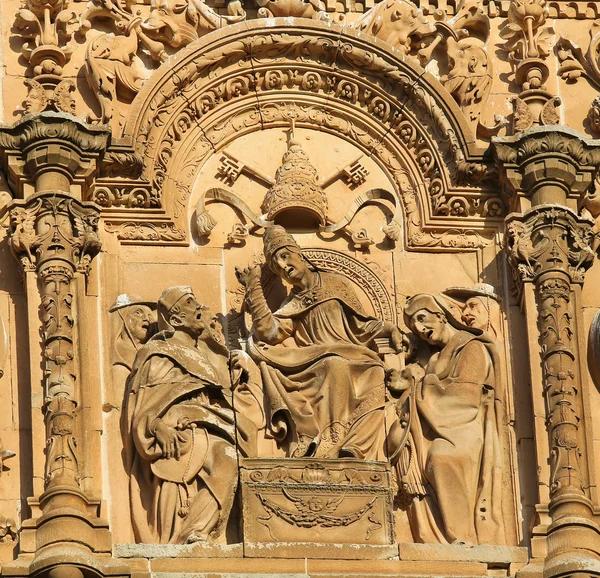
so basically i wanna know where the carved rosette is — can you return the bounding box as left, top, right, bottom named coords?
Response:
left=9, top=193, right=101, bottom=491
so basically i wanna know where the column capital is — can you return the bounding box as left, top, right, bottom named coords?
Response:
left=0, top=112, right=110, bottom=196
left=492, top=127, right=600, bottom=211
left=8, top=191, right=102, bottom=275
left=504, top=205, right=598, bottom=298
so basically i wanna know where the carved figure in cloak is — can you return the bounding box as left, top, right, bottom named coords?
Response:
left=125, top=286, right=257, bottom=544
left=396, top=294, right=505, bottom=546
left=109, top=294, right=156, bottom=410
left=442, top=283, right=501, bottom=341
left=236, top=225, right=406, bottom=460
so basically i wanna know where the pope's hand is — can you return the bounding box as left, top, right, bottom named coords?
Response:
left=154, top=421, right=185, bottom=460
left=235, top=265, right=261, bottom=288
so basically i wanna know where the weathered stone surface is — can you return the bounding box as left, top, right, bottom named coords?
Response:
left=2, top=0, right=600, bottom=576
left=241, top=458, right=395, bottom=546
left=398, top=543, right=528, bottom=564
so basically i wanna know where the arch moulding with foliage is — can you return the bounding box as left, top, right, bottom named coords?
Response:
left=94, top=19, right=505, bottom=250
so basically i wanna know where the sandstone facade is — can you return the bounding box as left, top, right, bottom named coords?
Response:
left=0, top=1, right=600, bottom=577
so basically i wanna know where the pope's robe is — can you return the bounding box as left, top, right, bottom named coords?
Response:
left=407, top=330, right=505, bottom=545
left=248, top=271, right=387, bottom=460
left=125, top=337, right=239, bottom=544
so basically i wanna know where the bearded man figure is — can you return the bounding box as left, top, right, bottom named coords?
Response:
left=236, top=226, right=405, bottom=460
left=125, top=286, right=243, bottom=544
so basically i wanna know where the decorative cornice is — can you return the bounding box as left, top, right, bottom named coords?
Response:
left=0, top=112, right=111, bottom=195
left=493, top=126, right=600, bottom=209
left=0, top=112, right=110, bottom=152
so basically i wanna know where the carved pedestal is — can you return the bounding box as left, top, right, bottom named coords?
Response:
left=241, top=458, right=395, bottom=552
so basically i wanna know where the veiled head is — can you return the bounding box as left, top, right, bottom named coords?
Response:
left=404, top=293, right=478, bottom=346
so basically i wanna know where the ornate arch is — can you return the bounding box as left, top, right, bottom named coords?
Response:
left=303, top=248, right=394, bottom=322
left=96, top=19, right=504, bottom=249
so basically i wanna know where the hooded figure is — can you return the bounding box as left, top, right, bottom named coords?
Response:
left=401, top=293, right=506, bottom=546
left=124, top=286, right=239, bottom=544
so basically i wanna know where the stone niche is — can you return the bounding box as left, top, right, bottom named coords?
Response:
left=240, top=458, right=395, bottom=548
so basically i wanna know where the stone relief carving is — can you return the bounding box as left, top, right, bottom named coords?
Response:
left=557, top=24, right=600, bottom=133
left=9, top=194, right=101, bottom=490
left=398, top=293, right=506, bottom=545
left=0, top=516, right=18, bottom=543
left=108, top=294, right=156, bottom=411
left=256, top=0, right=327, bottom=19
left=195, top=126, right=398, bottom=249
left=504, top=206, right=598, bottom=500
left=353, top=0, right=435, bottom=55
left=500, top=0, right=560, bottom=131
left=352, top=0, right=500, bottom=137
left=241, top=459, right=395, bottom=545
left=93, top=24, right=504, bottom=248
left=14, top=0, right=78, bottom=113
left=80, top=0, right=245, bottom=126
left=125, top=286, right=261, bottom=543
left=442, top=283, right=502, bottom=340
left=236, top=226, right=408, bottom=460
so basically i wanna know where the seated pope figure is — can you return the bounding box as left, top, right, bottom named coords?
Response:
left=125, top=286, right=252, bottom=544
left=401, top=293, right=505, bottom=546
left=236, top=225, right=405, bottom=460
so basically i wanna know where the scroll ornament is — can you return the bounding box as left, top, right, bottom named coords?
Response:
left=80, top=0, right=246, bottom=126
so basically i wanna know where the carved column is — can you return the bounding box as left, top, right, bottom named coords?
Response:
left=0, top=114, right=127, bottom=578
left=10, top=195, right=101, bottom=496
left=494, top=127, right=600, bottom=578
